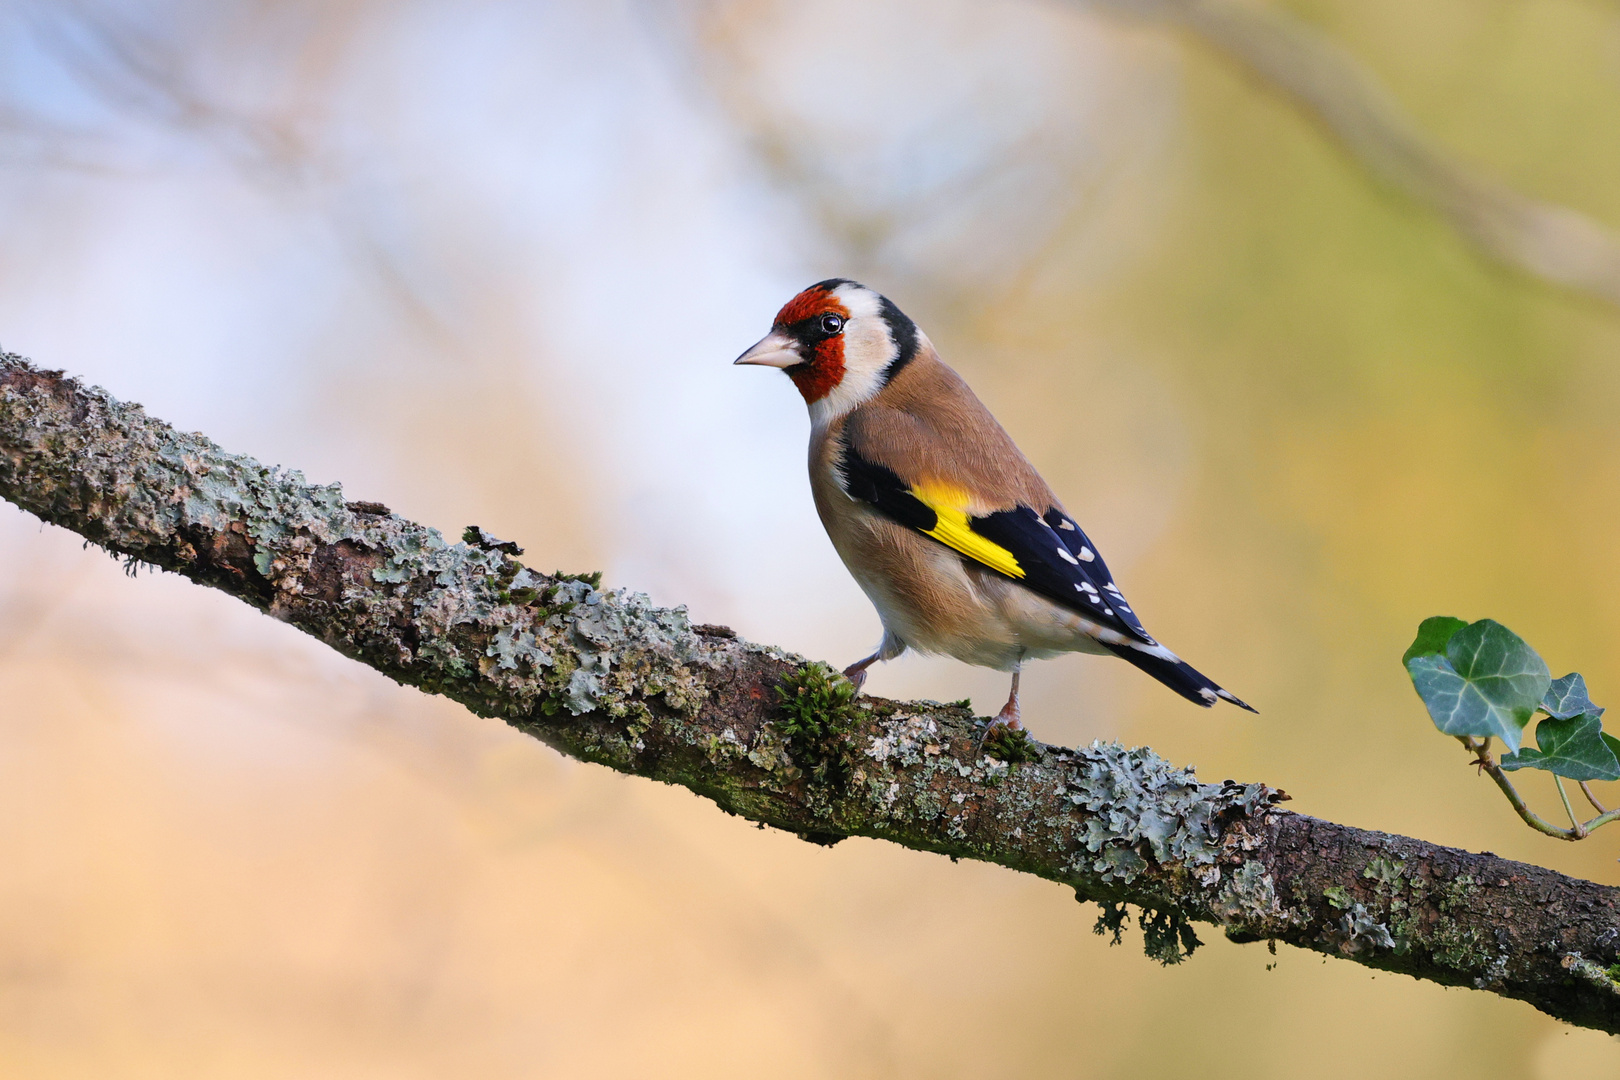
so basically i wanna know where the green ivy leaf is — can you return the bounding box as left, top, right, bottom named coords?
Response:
left=1543, top=673, right=1604, bottom=721
left=1402, top=616, right=1468, bottom=666
left=1500, top=713, right=1620, bottom=781
left=1405, top=619, right=1550, bottom=752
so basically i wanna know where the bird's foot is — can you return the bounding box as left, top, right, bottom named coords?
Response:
left=842, top=647, right=887, bottom=695
left=996, top=696, right=1022, bottom=730
left=975, top=700, right=1024, bottom=756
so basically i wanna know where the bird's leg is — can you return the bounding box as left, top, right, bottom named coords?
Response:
left=998, top=665, right=1024, bottom=728
left=976, top=660, right=1024, bottom=753
left=842, top=650, right=883, bottom=694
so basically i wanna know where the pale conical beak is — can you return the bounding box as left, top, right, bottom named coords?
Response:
left=733, top=331, right=801, bottom=369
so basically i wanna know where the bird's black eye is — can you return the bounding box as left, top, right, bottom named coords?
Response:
left=819, top=313, right=844, bottom=335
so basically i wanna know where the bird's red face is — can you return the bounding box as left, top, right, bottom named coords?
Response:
left=769, top=285, right=851, bottom=404
left=735, top=279, right=920, bottom=423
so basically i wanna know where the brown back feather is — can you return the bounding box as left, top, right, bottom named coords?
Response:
left=842, top=344, right=1057, bottom=514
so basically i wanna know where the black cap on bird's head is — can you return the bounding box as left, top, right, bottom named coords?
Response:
left=735, top=279, right=920, bottom=422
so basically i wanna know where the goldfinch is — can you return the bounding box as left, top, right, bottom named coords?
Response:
left=736, top=279, right=1254, bottom=741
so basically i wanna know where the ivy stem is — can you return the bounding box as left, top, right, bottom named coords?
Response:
left=1458, top=737, right=1578, bottom=840
left=1583, top=807, right=1620, bottom=832
left=1554, top=775, right=1587, bottom=838
left=1579, top=781, right=1609, bottom=815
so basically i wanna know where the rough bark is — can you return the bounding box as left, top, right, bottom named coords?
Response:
left=3, top=351, right=1619, bottom=1030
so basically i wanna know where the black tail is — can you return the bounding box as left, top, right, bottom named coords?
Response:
left=1100, top=642, right=1257, bottom=713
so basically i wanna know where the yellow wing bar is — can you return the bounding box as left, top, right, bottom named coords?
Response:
left=908, top=480, right=1025, bottom=580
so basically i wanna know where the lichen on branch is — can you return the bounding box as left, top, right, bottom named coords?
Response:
left=3, top=351, right=1620, bottom=1032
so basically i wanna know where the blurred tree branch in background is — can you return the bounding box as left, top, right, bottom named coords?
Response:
left=1085, top=0, right=1620, bottom=307
left=5, top=353, right=1620, bottom=1032
left=671, top=0, right=1620, bottom=313
left=29, top=0, right=1620, bottom=313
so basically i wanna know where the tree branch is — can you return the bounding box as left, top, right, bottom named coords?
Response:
left=3, top=352, right=1619, bottom=1030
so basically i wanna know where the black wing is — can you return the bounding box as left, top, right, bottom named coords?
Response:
left=837, top=437, right=1255, bottom=711
left=837, top=437, right=1151, bottom=644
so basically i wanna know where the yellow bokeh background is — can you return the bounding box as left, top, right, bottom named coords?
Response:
left=3, top=0, right=1620, bottom=1075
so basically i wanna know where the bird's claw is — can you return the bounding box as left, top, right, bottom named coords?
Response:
left=975, top=703, right=1023, bottom=756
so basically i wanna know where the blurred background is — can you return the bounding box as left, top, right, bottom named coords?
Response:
left=2, top=0, right=1620, bottom=1075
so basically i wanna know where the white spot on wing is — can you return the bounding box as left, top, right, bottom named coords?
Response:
left=1058, top=519, right=1076, bottom=531
left=1125, top=639, right=1176, bottom=659
left=1056, top=547, right=1079, bottom=565
left=1078, top=547, right=1094, bottom=561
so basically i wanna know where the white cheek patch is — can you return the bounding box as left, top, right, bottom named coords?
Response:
left=807, top=284, right=898, bottom=428
left=834, top=283, right=884, bottom=322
